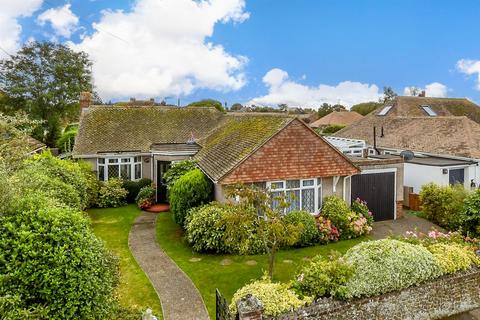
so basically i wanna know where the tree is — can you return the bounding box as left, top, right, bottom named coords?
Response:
left=277, top=104, right=288, bottom=112
left=188, top=99, right=225, bottom=112
left=382, top=86, right=398, bottom=103
left=225, top=185, right=301, bottom=279
left=405, top=86, right=421, bottom=96
left=230, top=103, right=243, bottom=111
left=317, top=103, right=334, bottom=118
left=351, top=101, right=383, bottom=115
left=0, top=42, right=93, bottom=146
left=332, top=104, right=347, bottom=112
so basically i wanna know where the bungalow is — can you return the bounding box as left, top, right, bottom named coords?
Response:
left=334, top=96, right=480, bottom=198
left=310, top=111, right=363, bottom=130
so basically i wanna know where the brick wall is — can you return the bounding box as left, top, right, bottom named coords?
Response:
left=221, top=120, right=359, bottom=184
left=259, top=267, right=480, bottom=320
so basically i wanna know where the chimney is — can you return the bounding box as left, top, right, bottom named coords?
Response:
left=80, top=92, right=92, bottom=110
left=419, top=90, right=426, bottom=97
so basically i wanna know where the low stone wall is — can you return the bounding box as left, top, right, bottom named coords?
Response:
left=273, top=267, right=480, bottom=320
left=236, top=267, right=480, bottom=320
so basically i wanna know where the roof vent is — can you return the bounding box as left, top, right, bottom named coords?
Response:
left=420, top=105, right=437, bottom=116
left=378, top=105, right=393, bottom=116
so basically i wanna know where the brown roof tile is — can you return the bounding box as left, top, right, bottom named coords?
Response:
left=310, top=111, right=363, bottom=128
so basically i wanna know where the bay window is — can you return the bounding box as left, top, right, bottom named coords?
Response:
left=97, top=156, right=142, bottom=181
left=267, top=178, right=322, bottom=214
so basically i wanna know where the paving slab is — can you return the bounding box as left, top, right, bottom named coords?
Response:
left=371, top=214, right=445, bottom=240
left=129, top=211, right=209, bottom=320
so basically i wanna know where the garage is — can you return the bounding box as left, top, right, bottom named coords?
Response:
left=351, top=171, right=396, bottom=221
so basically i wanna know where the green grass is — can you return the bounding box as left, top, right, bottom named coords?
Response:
left=406, top=209, right=427, bottom=219
left=88, top=205, right=162, bottom=317
left=156, top=212, right=366, bottom=319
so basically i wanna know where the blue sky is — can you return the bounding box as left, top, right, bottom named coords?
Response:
left=3, top=0, right=480, bottom=107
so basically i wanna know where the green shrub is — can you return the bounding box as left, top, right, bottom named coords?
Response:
left=462, top=189, right=480, bottom=237
left=78, top=160, right=100, bottom=208
left=135, top=184, right=156, bottom=209
left=12, top=167, right=82, bottom=210
left=292, top=254, right=353, bottom=299
left=24, top=152, right=90, bottom=209
left=351, top=198, right=374, bottom=225
left=283, top=211, right=318, bottom=247
left=163, top=160, right=197, bottom=190
left=419, top=183, right=468, bottom=230
left=322, top=124, right=345, bottom=135
left=97, top=178, right=128, bottom=208
left=56, top=127, right=77, bottom=153
left=229, top=277, right=311, bottom=316
left=427, top=243, right=474, bottom=274
left=343, top=239, right=442, bottom=298
left=123, top=178, right=153, bottom=203
left=0, top=202, right=118, bottom=319
left=169, top=168, right=212, bottom=226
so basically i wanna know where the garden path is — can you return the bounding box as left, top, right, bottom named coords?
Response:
left=129, top=211, right=209, bottom=320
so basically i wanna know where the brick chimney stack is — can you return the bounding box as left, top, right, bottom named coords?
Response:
left=80, top=92, right=92, bottom=110
left=419, top=90, right=426, bottom=97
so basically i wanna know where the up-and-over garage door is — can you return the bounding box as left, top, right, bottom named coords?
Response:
left=351, top=171, right=395, bottom=221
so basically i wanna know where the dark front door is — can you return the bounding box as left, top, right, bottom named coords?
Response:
left=351, top=172, right=395, bottom=221
left=156, top=161, right=171, bottom=203
left=449, top=168, right=465, bottom=186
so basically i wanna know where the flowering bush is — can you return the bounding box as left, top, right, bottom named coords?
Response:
left=315, top=215, right=339, bottom=243
left=283, top=211, right=319, bottom=247
left=343, top=239, right=442, bottom=298
left=462, top=188, right=480, bottom=237
left=230, top=276, right=311, bottom=316
left=292, top=253, right=353, bottom=299
left=351, top=198, right=374, bottom=225
left=348, top=214, right=372, bottom=237
left=135, top=184, right=156, bottom=209
left=97, top=178, right=128, bottom=208
left=427, top=243, right=475, bottom=274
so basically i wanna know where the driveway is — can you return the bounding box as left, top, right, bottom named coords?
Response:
left=371, top=213, right=444, bottom=239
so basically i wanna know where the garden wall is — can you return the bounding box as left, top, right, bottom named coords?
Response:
left=240, top=268, right=480, bottom=320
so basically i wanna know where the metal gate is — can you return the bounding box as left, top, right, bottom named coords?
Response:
left=351, top=172, right=395, bottom=221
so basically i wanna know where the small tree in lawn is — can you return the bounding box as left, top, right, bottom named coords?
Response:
left=225, top=184, right=302, bottom=279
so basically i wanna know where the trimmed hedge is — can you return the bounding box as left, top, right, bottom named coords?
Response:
left=123, top=178, right=152, bottom=203
left=343, top=239, right=442, bottom=298
left=169, top=168, right=212, bottom=226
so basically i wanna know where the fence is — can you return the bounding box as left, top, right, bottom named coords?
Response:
left=216, top=289, right=233, bottom=320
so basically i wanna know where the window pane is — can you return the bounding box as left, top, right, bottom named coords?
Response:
left=98, top=158, right=105, bottom=164
left=120, top=164, right=132, bottom=180
left=286, top=190, right=300, bottom=213
left=135, top=163, right=141, bottom=180
left=302, top=188, right=315, bottom=213
left=134, top=156, right=141, bottom=162
left=317, top=178, right=322, bottom=185
left=108, top=158, right=118, bottom=163
left=286, top=180, right=300, bottom=189
left=253, top=182, right=266, bottom=189
left=317, top=186, right=322, bottom=211
left=98, top=166, right=105, bottom=181
left=121, top=158, right=131, bottom=163
left=302, top=179, right=314, bottom=187
left=271, top=191, right=283, bottom=211
left=108, top=165, right=119, bottom=179
left=270, top=182, right=284, bottom=190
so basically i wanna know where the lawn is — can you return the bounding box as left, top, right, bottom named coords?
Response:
left=156, top=212, right=367, bottom=319
left=88, top=205, right=162, bottom=317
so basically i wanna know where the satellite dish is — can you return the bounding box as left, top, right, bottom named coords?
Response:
left=400, top=150, right=415, bottom=161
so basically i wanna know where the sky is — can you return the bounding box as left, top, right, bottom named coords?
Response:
left=2, top=0, right=480, bottom=108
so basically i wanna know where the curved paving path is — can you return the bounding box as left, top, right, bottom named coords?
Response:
left=129, top=211, right=209, bottom=320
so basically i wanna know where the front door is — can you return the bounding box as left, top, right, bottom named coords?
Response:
left=156, top=161, right=171, bottom=203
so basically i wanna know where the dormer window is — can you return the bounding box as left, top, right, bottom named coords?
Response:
left=378, top=105, right=393, bottom=116
left=421, top=105, right=437, bottom=116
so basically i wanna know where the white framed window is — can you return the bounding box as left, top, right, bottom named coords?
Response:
left=266, top=178, right=322, bottom=214
left=97, top=156, right=142, bottom=181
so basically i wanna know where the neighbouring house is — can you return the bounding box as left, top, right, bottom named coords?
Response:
left=73, top=94, right=404, bottom=220
left=310, top=111, right=363, bottom=130
left=27, top=136, right=47, bottom=154
left=333, top=96, right=480, bottom=201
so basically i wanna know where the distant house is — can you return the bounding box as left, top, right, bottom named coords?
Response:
left=334, top=96, right=480, bottom=194
left=310, top=111, right=363, bottom=129
left=27, top=136, right=47, bottom=154
left=73, top=101, right=365, bottom=215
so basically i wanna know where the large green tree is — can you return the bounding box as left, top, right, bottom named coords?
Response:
left=0, top=42, right=93, bottom=146
left=351, top=101, right=383, bottom=116
left=188, top=99, right=225, bottom=112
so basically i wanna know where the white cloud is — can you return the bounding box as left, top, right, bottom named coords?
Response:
left=457, top=59, right=480, bottom=90
left=37, top=4, right=79, bottom=38
left=403, top=82, right=448, bottom=97
left=0, top=0, right=43, bottom=58
left=248, top=68, right=382, bottom=108
left=70, top=0, right=249, bottom=100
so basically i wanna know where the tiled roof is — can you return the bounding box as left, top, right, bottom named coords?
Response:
left=150, top=143, right=201, bottom=153
left=27, top=136, right=46, bottom=152
left=194, top=114, right=294, bottom=182
left=310, top=111, right=363, bottom=128
left=336, top=116, right=480, bottom=159
left=73, top=106, right=224, bottom=155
